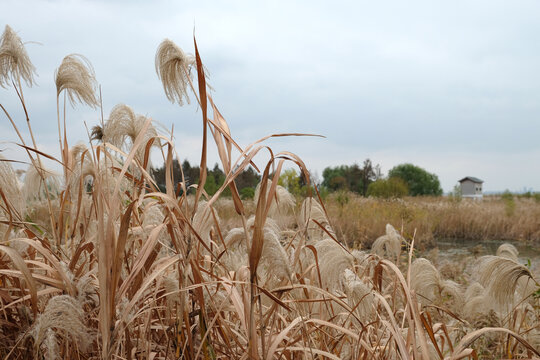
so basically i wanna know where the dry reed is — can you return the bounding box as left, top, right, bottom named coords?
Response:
left=0, top=26, right=539, bottom=360
left=0, top=25, right=36, bottom=88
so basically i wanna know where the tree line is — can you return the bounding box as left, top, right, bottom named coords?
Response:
left=321, top=161, right=442, bottom=198
left=152, top=160, right=261, bottom=199
left=152, top=159, right=443, bottom=199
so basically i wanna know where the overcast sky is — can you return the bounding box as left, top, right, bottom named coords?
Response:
left=2, top=0, right=540, bottom=192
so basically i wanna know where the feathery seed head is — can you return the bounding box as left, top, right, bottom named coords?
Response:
left=259, top=226, right=292, bottom=281
left=299, top=197, right=336, bottom=241
left=22, top=164, right=61, bottom=202
left=476, top=255, right=534, bottom=306
left=28, top=295, right=91, bottom=356
left=343, top=268, right=375, bottom=322
left=90, top=125, right=103, bottom=141
left=254, top=180, right=296, bottom=218
left=371, top=224, right=402, bottom=261
left=192, top=201, right=219, bottom=249
left=410, top=258, right=440, bottom=302
left=155, top=39, right=195, bottom=105
left=464, top=282, right=485, bottom=302
left=0, top=155, right=24, bottom=217
left=315, top=238, right=354, bottom=291
left=496, top=243, right=519, bottom=261
left=55, top=54, right=98, bottom=108
left=0, top=25, right=36, bottom=88
left=101, top=104, right=159, bottom=166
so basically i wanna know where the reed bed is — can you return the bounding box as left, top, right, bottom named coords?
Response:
left=1, top=25, right=539, bottom=359
left=321, top=193, right=540, bottom=250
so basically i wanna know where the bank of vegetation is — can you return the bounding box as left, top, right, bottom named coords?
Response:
left=323, top=193, right=540, bottom=249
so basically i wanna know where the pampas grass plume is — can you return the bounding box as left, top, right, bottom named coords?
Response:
left=0, top=155, right=24, bottom=216
left=0, top=25, right=36, bottom=88
left=299, top=197, right=336, bottom=241
left=22, top=164, right=60, bottom=202
left=410, top=258, right=440, bottom=302
left=29, top=295, right=91, bottom=357
left=55, top=54, right=98, bottom=108
left=371, top=224, right=402, bottom=260
left=102, top=104, right=158, bottom=147
left=343, top=268, right=374, bottom=322
left=496, top=243, right=519, bottom=261
left=315, top=238, right=353, bottom=291
left=476, top=255, right=533, bottom=306
left=155, top=39, right=195, bottom=105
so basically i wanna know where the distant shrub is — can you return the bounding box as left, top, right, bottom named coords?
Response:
left=367, top=178, right=408, bottom=198
left=388, top=163, right=443, bottom=196
left=501, top=190, right=515, bottom=216
left=240, top=187, right=255, bottom=200
left=501, top=190, right=513, bottom=201
left=448, top=184, right=462, bottom=203
left=336, top=190, right=350, bottom=207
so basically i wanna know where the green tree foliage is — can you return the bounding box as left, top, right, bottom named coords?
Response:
left=367, top=177, right=409, bottom=198
left=279, top=169, right=302, bottom=195
left=322, top=165, right=348, bottom=192
left=204, top=164, right=226, bottom=196
left=388, top=163, right=443, bottom=196
left=152, top=160, right=261, bottom=196
left=240, top=187, right=255, bottom=199
left=278, top=168, right=310, bottom=196
left=322, top=159, right=379, bottom=195
left=360, top=159, right=378, bottom=196
left=235, top=166, right=261, bottom=192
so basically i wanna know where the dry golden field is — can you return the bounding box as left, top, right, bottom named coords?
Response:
left=320, top=194, right=540, bottom=249
left=0, top=25, right=539, bottom=359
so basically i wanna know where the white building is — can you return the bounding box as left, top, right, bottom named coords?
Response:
left=459, top=176, right=483, bottom=199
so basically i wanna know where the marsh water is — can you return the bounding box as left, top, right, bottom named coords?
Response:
left=432, top=238, right=540, bottom=269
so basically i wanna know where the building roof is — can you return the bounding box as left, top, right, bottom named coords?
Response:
left=458, top=176, right=483, bottom=184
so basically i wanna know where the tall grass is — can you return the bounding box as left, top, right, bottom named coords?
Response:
left=322, top=193, right=540, bottom=249
left=0, top=26, right=539, bottom=359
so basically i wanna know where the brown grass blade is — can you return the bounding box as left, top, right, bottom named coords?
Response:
left=111, top=201, right=135, bottom=307
left=193, top=37, right=208, bottom=215
left=12, top=238, right=76, bottom=295
left=450, top=327, right=540, bottom=359
left=117, top=223, right=166, bottom=299
left=0, top=245, right=38, bottom=315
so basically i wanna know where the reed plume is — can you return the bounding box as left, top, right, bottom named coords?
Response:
left=255, top=218, right=291, bottom=282
left=0, top=25, right=36, bottom=88
left=410, top=258, right=440, bottom=302
left=0, top=155, right=24, bottom=217
left=192, top=200, right=219, bottom=249
left=97, top=104, right=158, bottom=167
left=22, top=164, right=60, bottom=202
left=476, top=255, right=534, bottom=306
left=55, top=54, right=98, bottom=108
left=254, top=180, right=296, bottom=229
left=155, top=39, right=195, bottom=105
left=342, top=268, right=375, bottom=322
left=68, top=143, right=95, bottom=197
left=371, top=223, right=402, bottom=261
left=299, top=197, right=336, bottom=241
left=28, top=295, right=91, bottom=358
left=410, top=258, right=463, bottom=309
left=223, top=217, right=291, bottom=281
left=496, top=243, right=519, bottom=261
left=315, top=238, right=354, bottom=291
left=101, top=104, right=157, bottom=147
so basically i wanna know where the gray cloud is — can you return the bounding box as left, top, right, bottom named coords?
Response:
left=2, top=0, right=540, bottom=192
